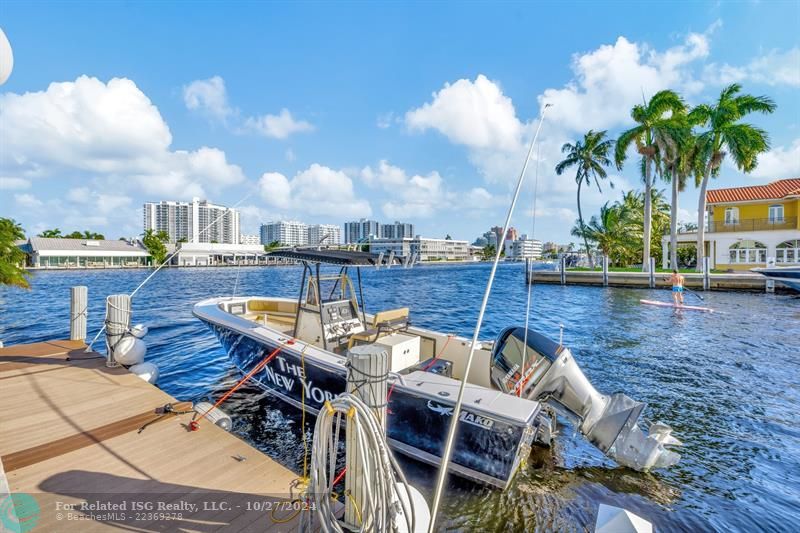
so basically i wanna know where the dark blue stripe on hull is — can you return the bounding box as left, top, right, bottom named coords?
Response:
left=210, top=324, right=529, bottom=487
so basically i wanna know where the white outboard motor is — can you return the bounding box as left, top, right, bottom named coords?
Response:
left=491, top=327, right=681, bottom=471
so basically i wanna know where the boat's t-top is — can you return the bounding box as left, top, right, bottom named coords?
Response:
left=269, top=248, right=405, bottom=352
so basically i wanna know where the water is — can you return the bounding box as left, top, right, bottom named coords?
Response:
left=1, top=263, right=798, bottom=532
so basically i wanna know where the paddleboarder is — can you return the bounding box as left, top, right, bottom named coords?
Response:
left=669, top=269, right=685, bottom=306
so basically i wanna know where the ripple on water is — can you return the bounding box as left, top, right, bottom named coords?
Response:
left=1, top=264, right=799, bottom=531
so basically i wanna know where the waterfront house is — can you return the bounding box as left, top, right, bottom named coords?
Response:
left=21, top=237, right=152, bottom=269
left=663, top=178, right=800, bottom=270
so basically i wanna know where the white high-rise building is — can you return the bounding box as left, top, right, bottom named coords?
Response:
left=504, top=238, right=543, bottom=260
left=260, top=221, right=308, bottom=246
left=308, top=224, right=342, bottom=246
left=143, top=198, right=239, bottom=244
left=239, top=234, right=260, bottom=245
left=344, top=219, right=381, bottom=244
left=380, top=221, right=415, bottom=240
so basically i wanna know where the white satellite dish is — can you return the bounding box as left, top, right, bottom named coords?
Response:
left=0, top=28, right=14, bottom=85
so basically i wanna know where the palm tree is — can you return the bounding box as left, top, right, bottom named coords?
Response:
left=690, top=84, right=776, bottom=271
left=556, top=129, right=615, bottom=268
left=38, top=228, right=62, bottom=238
left=0, top=218, right=29, bottom=288
left=615, top=90, right=686, bottom=271
left=571, top=202, right=640, bottom=267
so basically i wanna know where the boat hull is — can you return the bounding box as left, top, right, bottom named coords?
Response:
left=753, top=266, right=800, bottom=292
left=200, top=315, right=544, bottom=489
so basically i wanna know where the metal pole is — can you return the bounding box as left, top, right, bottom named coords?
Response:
left=648, top=258, right=656, bottom=288
left=70, top=286, right=88, bottom=341
left=428, top=104, right=551, bottom=532
left=105, top=294, right=130, bottom=367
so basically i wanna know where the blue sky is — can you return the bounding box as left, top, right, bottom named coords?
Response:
left=1, top=1, right=798, bottom=243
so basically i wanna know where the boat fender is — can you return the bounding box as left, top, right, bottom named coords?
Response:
left=393, top=483, right=430, bottom=533
left=114, top=336, right=147, bottom=366
left=129, top=362, right=159, bottom=385
left=193, top=401, right=232, bottom=431
left=130, top=324, right=149, bottom=339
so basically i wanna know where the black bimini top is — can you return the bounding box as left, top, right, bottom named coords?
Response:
left=267, top=248, right=405, bottom=266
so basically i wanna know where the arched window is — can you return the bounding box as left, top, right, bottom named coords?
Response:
left=729, top=240, right=767, bottom=264
left=776, top=239, right=799, bottom=264
left=724, top=207, right=739, bottom=225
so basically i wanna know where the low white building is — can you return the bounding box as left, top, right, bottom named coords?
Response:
left=170, top=243, right=280, bottom=266
left=23, top=238, right=151, bottom=268
left=504, top=238, right=543, bottom=260
left=370, top=237, right=470, bottom=262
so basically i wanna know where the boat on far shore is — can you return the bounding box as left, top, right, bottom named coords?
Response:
left=752, top=265, right=800, bottom=292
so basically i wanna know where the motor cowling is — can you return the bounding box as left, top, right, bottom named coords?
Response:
left=491, top=327, right=681, bottom=471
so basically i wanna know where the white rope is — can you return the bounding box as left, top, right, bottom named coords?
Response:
left=520, top=142, right=541, bottom=396
left=427, top=104, right=551, bottom=532
left=85, top=192, right=253, bottom=351
left=307, top=394, right=415, bottom=533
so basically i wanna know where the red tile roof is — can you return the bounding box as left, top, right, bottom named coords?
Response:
left=706, top=178, right=800, bottom=204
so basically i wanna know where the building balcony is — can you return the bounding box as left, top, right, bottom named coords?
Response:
left=676, top=217, right=797, bottom=235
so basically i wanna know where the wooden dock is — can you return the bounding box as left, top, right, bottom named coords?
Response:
left=0, top=339, right=313, bottom=532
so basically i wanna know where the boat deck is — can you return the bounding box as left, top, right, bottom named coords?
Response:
left=0, top=339, right=316, bottom=532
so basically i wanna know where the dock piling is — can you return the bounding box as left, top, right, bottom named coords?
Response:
left=648, top=258, right=656, bottom=288
left=560, top=256, right=566, bottom=285
left=602, top=255, right=609, bottom=287
left=105, top=294, right=131, bottom=368
left=703, top=257, right=710, bottom=291
left=70, top=286, right=88, bottom=341
left=345, top=344, right=389, bottom=528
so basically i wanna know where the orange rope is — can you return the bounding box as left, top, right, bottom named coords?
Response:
left=190, top=339, right=295, bottom=430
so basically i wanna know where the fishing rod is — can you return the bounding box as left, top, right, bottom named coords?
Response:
left=427, top=103, right=551, bottom=532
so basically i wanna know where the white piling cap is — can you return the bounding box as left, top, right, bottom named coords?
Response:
left=595, top=504, right=653, bottom=533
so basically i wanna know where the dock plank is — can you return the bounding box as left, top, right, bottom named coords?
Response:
left=0, top=340, right=313, bottom=532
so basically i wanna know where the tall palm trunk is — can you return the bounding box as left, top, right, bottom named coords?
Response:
left=577, top=180, right=593, bottom=268
left=695, top=160, right=713, bottom=272
left=642, top=157, right=652, bottom=272
left=670, top=172, right=679, bottom=269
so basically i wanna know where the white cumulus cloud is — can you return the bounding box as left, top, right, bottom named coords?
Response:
left=749, top=138, right=800, bottom=179
left=244, top=108, right=314, bottom=139
left=405, top=74, right=524, bottom=152
left=259, top=164, right=371, bottom=218
left=0, top=177, right=30, bottom=190
left=183, top=75, right=233, bottom=120
left=704, top=48, right=800, bottom=88
left=0, top=76, right=245, bottom=199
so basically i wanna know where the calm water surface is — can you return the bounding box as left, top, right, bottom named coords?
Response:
left=1, top=263, right=798, bottom=532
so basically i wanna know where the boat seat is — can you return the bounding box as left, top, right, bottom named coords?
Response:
left=347, top=307, right=409, bottom=348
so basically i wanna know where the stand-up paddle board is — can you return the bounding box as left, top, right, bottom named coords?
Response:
left=640, top=299, right=713, bottom=312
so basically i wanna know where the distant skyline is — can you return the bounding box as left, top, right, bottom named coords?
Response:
left=1, top=2, right=798, bottom=244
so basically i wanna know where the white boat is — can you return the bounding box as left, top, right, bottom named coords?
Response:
left=752, top=265, right=800, bottom=292
left=193, top=249, right=681, bottom=489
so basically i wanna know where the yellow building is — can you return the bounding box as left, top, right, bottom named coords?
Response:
left=665, top=178, right=800, bottom=270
